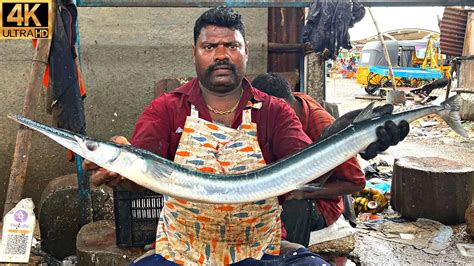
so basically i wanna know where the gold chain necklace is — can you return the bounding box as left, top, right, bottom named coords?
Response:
left=207, top=89, right=243, bottom=115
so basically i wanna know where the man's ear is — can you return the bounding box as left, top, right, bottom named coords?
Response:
left=192, top=44, right=196, bottom=63
left=245, top=41, right=249, bottom=61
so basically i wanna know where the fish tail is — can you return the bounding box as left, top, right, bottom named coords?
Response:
left=437, top=95, right=468, bottom=138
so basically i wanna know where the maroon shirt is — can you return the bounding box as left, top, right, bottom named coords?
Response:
left=295, top=92, right=365, bottom=226
left=131, top=77, right=312, bottom=167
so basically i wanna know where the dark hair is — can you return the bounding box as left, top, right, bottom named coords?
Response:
left=193, top=6, right=246, bottom=44
left=251, top=73, right=293, bottom=101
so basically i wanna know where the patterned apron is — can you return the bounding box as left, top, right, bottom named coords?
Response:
left=154, top=102, right=281, bottom=265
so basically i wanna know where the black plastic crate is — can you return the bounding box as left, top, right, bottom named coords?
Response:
left=113, top=185, right=164, bottom=247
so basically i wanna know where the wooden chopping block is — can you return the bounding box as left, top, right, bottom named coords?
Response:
left=76, top=220, right=143, bottom=266
left=466, top=203, right=474, bottom=238
left=391, top=156, right=474, bottom=225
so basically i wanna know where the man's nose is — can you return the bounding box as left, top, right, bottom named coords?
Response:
left=214, top=45, right=229, bottom=61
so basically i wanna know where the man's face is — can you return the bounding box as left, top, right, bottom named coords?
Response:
left=193, top=25, right=248, bottom=93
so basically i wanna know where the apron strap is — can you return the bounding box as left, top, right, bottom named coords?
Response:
left=242, top=108, right=252, bottom=124
left=190, top=104, right=199, bottom=118
left=191, top=101, right=260, bottom=126
left=242, top=101, right=262, bottom=125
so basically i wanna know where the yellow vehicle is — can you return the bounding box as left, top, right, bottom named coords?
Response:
left=356, top=37, right=450, bottom=96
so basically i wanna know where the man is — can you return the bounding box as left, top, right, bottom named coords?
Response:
left=84, top=7, right=407, bottom=265
left=251, top=73, right=408, bottom=246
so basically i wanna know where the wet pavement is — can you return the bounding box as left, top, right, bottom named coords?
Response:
left=326, top=78, right=474, bottom=166
left=325, top=78, right=474, bottom=265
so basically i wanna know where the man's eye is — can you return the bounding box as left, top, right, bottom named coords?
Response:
left=228, top=44, right=238, bottom=49
left=204, top=45, right=214, bottom=50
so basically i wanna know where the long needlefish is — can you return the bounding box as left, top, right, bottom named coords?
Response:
left=8, top=95, right=468, bottom=203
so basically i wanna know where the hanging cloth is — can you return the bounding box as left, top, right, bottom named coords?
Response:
left=303, top=0, right=366, bottom=58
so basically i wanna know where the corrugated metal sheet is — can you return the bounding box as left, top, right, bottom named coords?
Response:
left=440, top=8, right=468, bottom=57
left=267, top=8, right=304, bottom=77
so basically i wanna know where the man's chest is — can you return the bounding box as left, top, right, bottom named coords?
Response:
left=209, top=112, right=235, bottom=128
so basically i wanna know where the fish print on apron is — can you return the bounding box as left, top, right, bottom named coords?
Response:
left=155, top=101, right=281, bottom=265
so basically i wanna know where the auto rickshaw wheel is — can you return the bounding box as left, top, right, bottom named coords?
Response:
left=365, top=84, right=380, bottom=95
left=380, top=76, right=404, bottom=88
left=365, top=73, right=381, bottom=95
left=409, top=78, right=422, bottom=88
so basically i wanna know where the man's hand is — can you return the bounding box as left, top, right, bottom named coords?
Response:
left=82, top=136, right=129, bottom=187
left=285, top=190, right=306, bottom=201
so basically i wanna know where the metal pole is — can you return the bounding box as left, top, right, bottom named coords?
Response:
left=367, top=7, right=397, bottom=91
left=75, top=156, right=93, bottom=225
left=72, top=0, right=93, bottom=226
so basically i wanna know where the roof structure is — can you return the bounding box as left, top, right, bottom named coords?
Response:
left=352, top=28, right=439, bottom=46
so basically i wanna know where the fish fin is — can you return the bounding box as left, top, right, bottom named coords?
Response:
left=319, top=106, right=371, bottom=139
left=320, top=102, right=388, bottom=139
left=437, top=95, right=468, bottom=138
left=431, top=92, right=457, bottom=106
left=319, top=116, right=353, bottom=139
left=353, top=102, right=393, bottom=123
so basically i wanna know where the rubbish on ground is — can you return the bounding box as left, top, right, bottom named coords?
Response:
left=0, top=198, right=36, bottom=263
left=366, top=180, right=391, bottom=195
left=363, top=161, right=392, bottom=181
left=358, top=213, right=383, bottom=222
left=309, top=216, right=356, bottom=244
left=399, top=233, right=415, bottom=240
left=420, top=121, right=440, bottom=127
left=375, top=218, right=453, bottom=255
left=456, top=243, right=474, bottom=257
left=353, top=187, right=389, bottom=214
left=61, top=255, right=78, bottom=265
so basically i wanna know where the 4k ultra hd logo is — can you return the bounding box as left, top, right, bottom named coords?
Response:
left=0, top=0, right=52, bottom=39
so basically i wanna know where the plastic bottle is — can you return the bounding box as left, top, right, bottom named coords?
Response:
left=0, top=198, right=36, bottom=263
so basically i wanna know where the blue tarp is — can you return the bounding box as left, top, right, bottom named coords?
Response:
left=369, top=66, right=443, bottom=79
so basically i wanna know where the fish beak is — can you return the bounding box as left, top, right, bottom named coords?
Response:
left=7, top=113, right=88, bottom=159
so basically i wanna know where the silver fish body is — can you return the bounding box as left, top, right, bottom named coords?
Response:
left=8, top=95, right=468, bottom=203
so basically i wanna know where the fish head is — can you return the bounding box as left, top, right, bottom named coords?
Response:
left=76, top=137, right=121, bottom=166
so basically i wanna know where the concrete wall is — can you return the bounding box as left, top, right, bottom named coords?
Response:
left=0, top=7, right=268, bottom=214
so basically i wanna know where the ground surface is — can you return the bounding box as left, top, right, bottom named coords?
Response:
left=326, top=78, right=473, bottom=265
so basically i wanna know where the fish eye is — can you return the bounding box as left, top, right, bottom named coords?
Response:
left=85, top=141, right=98, bottom=151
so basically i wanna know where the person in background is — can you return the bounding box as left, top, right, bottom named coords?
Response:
left=252, top=73, right=408, bottom=246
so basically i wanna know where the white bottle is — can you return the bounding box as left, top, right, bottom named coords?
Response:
left=0, top=198, right=36, bottom=263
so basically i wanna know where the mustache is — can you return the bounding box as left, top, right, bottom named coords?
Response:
left=206, top=61, right=237, bottom=74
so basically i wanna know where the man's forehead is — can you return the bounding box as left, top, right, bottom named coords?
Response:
left=198, top=25, right=244, bottom=42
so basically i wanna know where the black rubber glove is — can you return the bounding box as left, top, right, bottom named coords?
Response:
left=359, top=119, right=410, bottom=160
left=319, top=104, right=410, bottom=160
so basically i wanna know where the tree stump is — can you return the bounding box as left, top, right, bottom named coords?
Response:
left=38, top=174, right=114, bottom=259
left=466, top=203, right=474, bottom=238
left=391, top=156, right=474, bottom=225
left=460, top=93, right=474, bottom=121
left=76, top=220, right=143, bottom=266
